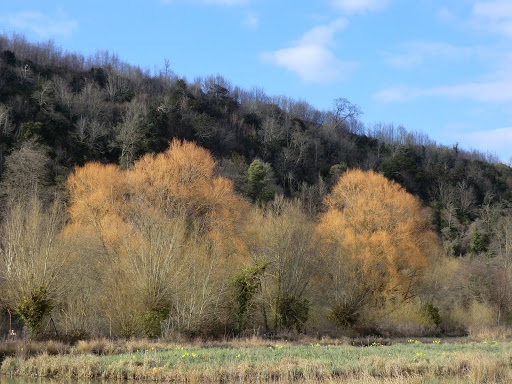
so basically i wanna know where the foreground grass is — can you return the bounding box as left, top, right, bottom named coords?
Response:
left=2, top=338, right=512, bottom=383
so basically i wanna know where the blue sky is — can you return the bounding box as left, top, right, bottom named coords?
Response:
left=1, top=0, right=511, bottom=163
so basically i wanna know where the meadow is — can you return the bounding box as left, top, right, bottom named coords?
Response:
left=2, top=336, right=512, bottom=383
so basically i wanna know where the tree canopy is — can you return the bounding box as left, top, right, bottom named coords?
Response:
left=318, top=169, right=439, bottom=326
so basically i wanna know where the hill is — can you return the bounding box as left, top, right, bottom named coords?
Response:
left=1, top=33, right=512, bottom=337
left=0, top=34, right=511, bottom=255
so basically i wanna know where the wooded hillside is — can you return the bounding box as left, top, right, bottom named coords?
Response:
left=1, top=33, right=512, bottom=338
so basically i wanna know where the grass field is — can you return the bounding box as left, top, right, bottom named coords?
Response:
left=1, top=337, right=512, bottom=383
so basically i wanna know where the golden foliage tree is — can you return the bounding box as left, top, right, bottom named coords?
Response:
left=127, top=139, right=246, bottom=248
left=64, top=139, right=248, bottom=336
left=317, top=169, right=439, bottom=327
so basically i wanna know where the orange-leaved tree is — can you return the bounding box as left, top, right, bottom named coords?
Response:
left=64, top=139, right=248, bottom=337
left=317, top=169, right=439, bottom=327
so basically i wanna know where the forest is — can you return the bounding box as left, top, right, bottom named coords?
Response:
left=0, top=33, right=512, bottom=339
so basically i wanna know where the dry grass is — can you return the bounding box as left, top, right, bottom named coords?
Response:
left=467, top=325, right=512, bottom=341
left=2, top=337, right=512, bottom=383
left=76, top=338, right=116, bottom=355
left=0, top=341, right=17, bottom=362
left=45, top=340, right=69, bottom=356
left=73, top=335, right=350, bottom=355
left=0, top=339, right=62, bottom=360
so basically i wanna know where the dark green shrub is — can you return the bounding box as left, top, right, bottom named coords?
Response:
left=328, top=304, right=359, bottom=328
left=142, top=304, right=170, bottom=337
left=232, top=262, right=268, bottom=332
left=276, top=295, right=309, bottom=331
left=422, top=302, right=441, bottom=327
left=16, top=285, right=53, bottom=335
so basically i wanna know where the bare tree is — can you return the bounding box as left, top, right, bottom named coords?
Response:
left=246, top=198, right=319, bottom=331
left=53, top=76, right=74, bottom=115
left=490, top=216, right=512, bottom=325
left=332, top=98, right=362, bottom=126
left=115, top=97, right=147, bottom=168
left=15, top=63, right=32, bottom=85
left=32, top=79, right=53, bottom=112
left=0, top=103, right=14, bottom=137
left=74, top=117, right=108, bottom=156
left=105, top=66, right=132, bottom=102
left=0, top=140, right=53, bottom=205
left=74, top=81, right=107, bottom=122
left=0, top=197, right=66, bottom=334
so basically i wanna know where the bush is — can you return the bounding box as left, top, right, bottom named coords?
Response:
left=16, top=285, right=53, bottom=336
left=422, top=303, right=441, bottom=327
left=328, top=304, right=359, bottom=328
left=76, top=339, right=115, bottom=355
left=232, top=263, right=267, bottom=333
left=46, top=340, right=68, bottom=356
left=276, top=295, right=309, bottom=331
left=142, top=304, right=170, bottom=337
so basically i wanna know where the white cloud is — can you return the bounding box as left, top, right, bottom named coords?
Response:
left=385, top=53, right=422, bottom=69
left=243, top=13, right=259, bottom=29
left=298, top=19, right=348, bottom=46
left=331, top=0, right=389, bottom=14
left=385, top=41, right=473, bottom=69
left=262, top=45, right=356, bottom=83
left=373, top=86, right=414, bottom=102
left=473, top=1, right=512, bottom=19
left=374, top=78, right=512, bottom=103
left=261, top=18, right=356, bottom=84
left=471, top=0, right=512, bottom=38
left=437, top=7, right=454, bottom=22
left=7, top=11, right=78, bottom=38
left=455, top=126, right=512, bottom=162
left=376, top=51, right=512, bottom=103
left=426, top=81, right=512, bottom=102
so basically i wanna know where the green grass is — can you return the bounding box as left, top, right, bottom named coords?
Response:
left=2, top=338, right=512, bottom=383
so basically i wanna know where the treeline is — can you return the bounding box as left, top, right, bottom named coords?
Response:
left=0, top=33, right=511, bottom=337
left=0, top=139, right=508, bottom=340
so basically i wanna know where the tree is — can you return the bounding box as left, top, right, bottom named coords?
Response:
left=245, top=198, right=319, bottom=331
left=0, top=197, right=65, bottom=336
left=65, top=139, right=248, bottom=336
left=332, top=98, right=361, bottom=128
left=115, top=96, right=148, bottom=169
left=0, top=140, right=53, bottom=206
left=317, top=169, right=439, bottom=327
left=247, top=159, right=275, bottom=204
left=74, top=117, right=108, bottom=158
left=105, top=65, right=133, bottom=102
left=31, top=79, right=53, bottom=112
left=232, top=262, right=268, bottom=333
left=0, top=103, right=14, bottom=138
left=488, top=215, right=512, bottom=325
left=16, top=285, right=54, bottom=335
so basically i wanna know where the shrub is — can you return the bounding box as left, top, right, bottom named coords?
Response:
left=276, top=295, right=309, bottom=331
left=232, top=263, right=267, bottom=333
left=142, top=304, right=170, bottom=337
left=15, top=285, right=53, bottom=336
